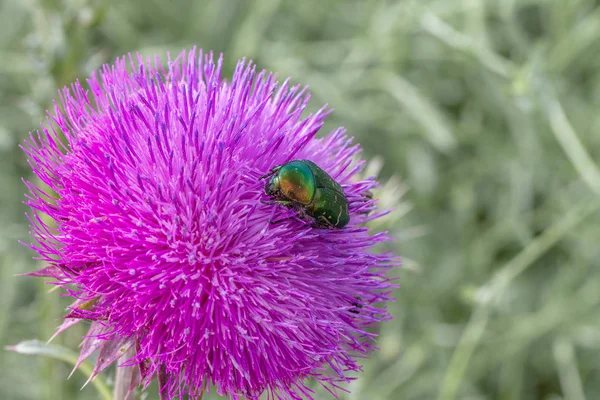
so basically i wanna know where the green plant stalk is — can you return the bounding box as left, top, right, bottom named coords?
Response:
left=113, top=345, right=137, bottom=400
left=438, top=197, right=600, bottom=400
left=38, top=262, right=63, bottom=400
left=7, top=340, right=112, bottom=400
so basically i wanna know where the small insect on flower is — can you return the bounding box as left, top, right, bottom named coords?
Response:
left=350, top=296, right=364, bottom=314
left=261, top=159, right=350, bottom=228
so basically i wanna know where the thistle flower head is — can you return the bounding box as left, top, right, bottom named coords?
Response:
left=22, top=48, right=397, bottom=399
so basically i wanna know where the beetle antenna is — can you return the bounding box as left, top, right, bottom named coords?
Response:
left=259, top=172, right=272, bottom=180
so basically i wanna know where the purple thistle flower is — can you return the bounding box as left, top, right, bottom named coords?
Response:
left=21, top=48, right=397, bottom=400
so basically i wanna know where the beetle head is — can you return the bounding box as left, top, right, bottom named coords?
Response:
left=264, top=175, right=280, bottom=197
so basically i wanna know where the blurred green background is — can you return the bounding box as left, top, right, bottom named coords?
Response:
left=3, top=0, right=600, bottom=399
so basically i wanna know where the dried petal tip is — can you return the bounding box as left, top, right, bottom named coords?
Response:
left=21, top=47, right=398, bottom=399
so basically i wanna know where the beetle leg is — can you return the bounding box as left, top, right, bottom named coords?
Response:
left=269, top=216, right=297, bottom=225
left=296, top=209, right=319, bottom=225
left=260, top=199, right=278, bottom=205
left=316, top=215, right=336, bottom=229
left=269, top=208, right=306, bottom=225
left=295, top=208, right=308, bottom=219
left=261, top=199, right=292, bottom=206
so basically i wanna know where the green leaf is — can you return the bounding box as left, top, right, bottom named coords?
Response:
left=6, top=340, right=112, bottom=400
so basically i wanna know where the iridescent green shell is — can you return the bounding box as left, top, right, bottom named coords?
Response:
left=276, top=161, right=315, bottom=205
left=263, top=159, right=350, bottom=229
left=306, top=187, right=350, bottom=228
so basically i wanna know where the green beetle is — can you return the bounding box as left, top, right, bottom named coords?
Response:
left=260, top=159, right=350, bottom=229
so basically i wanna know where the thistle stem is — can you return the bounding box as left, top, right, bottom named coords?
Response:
left=113, top=347, right=137, bottom=400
